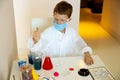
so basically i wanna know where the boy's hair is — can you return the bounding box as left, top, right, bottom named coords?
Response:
left=53, top=1, right=73, bottom=18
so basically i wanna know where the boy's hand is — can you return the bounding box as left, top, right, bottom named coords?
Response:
left=33, top=28, right=40, bottom=44
left=84, top=52, right=94, bottom=65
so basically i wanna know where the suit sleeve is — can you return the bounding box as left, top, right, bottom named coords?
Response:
left=74, top=32, right=93, bottom=56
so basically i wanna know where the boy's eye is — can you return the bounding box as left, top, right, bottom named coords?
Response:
left=54, top=17, right=68, bottom=23
left=61, top=19, right=65, bottom=22
left=55, top=18, right=65, bottom=22
left=55, top=18, right=59, bottom=21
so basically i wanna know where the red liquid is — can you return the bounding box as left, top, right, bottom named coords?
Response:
left=42, top=56, right=53, bottom=70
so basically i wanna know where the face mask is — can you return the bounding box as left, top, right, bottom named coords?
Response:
left=53, top=21, right=68, bottom=31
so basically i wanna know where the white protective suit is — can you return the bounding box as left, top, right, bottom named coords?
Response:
left=27, top=26, right=92, bottom=57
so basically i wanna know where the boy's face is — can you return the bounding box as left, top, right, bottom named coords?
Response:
left=54, top=12, right=71, bottom=24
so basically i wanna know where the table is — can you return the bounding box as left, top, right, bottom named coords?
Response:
left=10, top=55, right=114, bottom=80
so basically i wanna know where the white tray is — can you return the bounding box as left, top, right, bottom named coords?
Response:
left=89, top=66, right=115, bottom=80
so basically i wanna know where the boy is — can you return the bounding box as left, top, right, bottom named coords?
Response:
left=27, top=1, right=94, bottom=65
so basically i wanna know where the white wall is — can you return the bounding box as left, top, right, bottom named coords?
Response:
left=13, top=0, right=80, bottom=56
left=0, top=0, right=18, bottom=80
left=101, top=0, right=120, bottom=79
left=101, top=0, right=120, bottom=41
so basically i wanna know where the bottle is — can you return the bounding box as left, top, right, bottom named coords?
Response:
left=20, top=65, right=33, bottom=80
left=42, top=56, right=53, bottom=70
left=28, top=53, right=33, bottom=65
left=33, top=56, right=42, bottom=70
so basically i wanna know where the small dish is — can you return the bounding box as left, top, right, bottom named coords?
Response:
left=78, top=68, right=90, bottom=76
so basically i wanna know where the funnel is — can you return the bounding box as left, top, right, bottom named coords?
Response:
left=42, top=56, right=53, bottom=70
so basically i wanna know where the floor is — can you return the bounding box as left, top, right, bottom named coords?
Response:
left=79, top=8, right=120, bottom=80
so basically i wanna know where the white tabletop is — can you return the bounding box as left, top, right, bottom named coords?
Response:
left=10, top=55, right=114, bottom=80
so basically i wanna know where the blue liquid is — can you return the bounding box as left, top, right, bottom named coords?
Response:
left=33, top=58, right=42, bottom=70
left=18, top=60, right=26, bottom=67
left=28, top=55, right=33, bottom=64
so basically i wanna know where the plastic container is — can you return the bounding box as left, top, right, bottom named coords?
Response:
left=42, top=56, right=53, bottom=70
left=33, top=57, right=42, bottom=70
left=20, top=65, right=33, bottom=80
